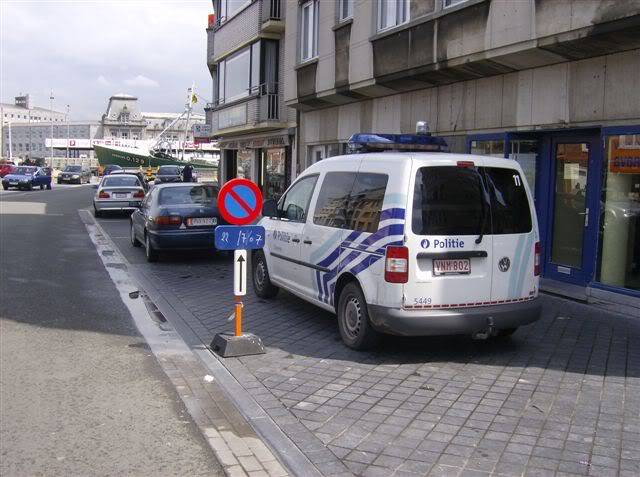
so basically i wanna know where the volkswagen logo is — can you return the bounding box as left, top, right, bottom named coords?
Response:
left=420, top=239, right=430, bottom=249
left=498, top=257, right=511, bottom=272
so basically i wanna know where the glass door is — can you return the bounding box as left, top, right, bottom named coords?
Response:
left=545, top=136, right=599, bottom=285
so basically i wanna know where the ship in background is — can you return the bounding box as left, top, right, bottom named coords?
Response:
left=94, top=86, right=219, bottom=169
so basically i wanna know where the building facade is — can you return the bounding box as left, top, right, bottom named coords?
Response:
left=1, top=94, right=67, bottom=160
left=283, top=0, right=640, bottom=299
left=1, top=121, right=102, bottom=163
left=205, top=0, right=295, bottom=200
left=101, top=93, right=205, bottom=142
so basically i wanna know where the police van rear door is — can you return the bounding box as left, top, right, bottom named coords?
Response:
left=483, top=162, right=538, bottom=303
left=404, top=157, right=494, bottom=310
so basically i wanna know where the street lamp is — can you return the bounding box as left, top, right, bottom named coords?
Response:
left=50, top=90, right=54, bottom=165
left=66, top=104, right=70, bottom=161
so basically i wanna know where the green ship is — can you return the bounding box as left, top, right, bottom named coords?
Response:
left=94, top=143, right=218, bottom=169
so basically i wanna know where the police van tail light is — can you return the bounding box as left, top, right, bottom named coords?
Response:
left=534, top=241, right=541, bottom=276
left=385, top=246, right=409, bottom=283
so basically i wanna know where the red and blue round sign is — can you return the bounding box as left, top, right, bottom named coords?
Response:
left=218, top=178, right=263, bottom=226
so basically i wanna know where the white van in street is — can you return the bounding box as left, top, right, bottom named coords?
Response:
left=252, top=132, right=541, bottom=350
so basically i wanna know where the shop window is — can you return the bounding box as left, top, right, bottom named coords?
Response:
left=264, top=148, right=286, bottom=199
left=597, top=134, right=640, bottom=291
left=470, top=139, right=504, bottom=158
left=509, top=139, right=538, bottom=197
left=237, top=149, right=253, bottom=180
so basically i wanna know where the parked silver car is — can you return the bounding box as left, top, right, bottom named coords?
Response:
left=93, top=173, right=146, bottom=217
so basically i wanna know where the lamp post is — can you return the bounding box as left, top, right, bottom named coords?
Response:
left=50, top=90, right=54, bottom=165
left=66, top=104, right=70, bottom=161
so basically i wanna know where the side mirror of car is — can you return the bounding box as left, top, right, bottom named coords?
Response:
left=92, top=184, right=99, bottom=189
left=262, top=199, right=277, bottom=218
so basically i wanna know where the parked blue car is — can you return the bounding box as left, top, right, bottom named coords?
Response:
left=2, top=166, right=52, bottom=190
left=130, top=183, right=223, bottom=262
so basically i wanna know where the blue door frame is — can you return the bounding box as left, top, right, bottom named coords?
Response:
left=467, top=129, right=602, bottom=286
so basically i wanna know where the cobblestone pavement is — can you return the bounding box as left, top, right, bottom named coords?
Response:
left=99, top=221, right=640, bottom=477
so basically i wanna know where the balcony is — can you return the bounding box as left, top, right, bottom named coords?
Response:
left=206, top=27, right=215, bottom=69
left=206, top=83, right=284, bottom=136
left=261, top=0, right=284, bottom=33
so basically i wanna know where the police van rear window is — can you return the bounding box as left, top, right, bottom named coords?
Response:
left=412, top=166, right=531, bottom=236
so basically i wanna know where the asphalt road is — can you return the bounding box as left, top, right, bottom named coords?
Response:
left=0, top=185, right=223, bottom=476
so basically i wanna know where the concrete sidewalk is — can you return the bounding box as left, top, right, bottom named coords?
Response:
left=96, top=216, right=640, bottom=477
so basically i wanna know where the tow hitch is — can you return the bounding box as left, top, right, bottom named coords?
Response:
left=472, top=317, right=495, bottom=340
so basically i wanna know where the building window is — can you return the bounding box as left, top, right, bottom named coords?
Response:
left=339, top=0, right=353, bottom=21
left=216, top=0, right=250, bottom=24
left=470, top=139, right=505, bottom=158
left=300, top=0, right=319, bottom=61
left=443, top=0, right=468, bottom=8
left=597, top=133, right=640, bottom=291
left=216, top=42, right=264, bottom=105
left=377, top=0, right=408, bottom=31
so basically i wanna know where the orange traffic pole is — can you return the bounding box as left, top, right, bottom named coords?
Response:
left=234, top=296, right=243, bottom=337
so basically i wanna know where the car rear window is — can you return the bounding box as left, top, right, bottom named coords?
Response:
left=159, top=186, right=217, bottom=205
left=412, top=166, right=531, bottom=236
left=65, top=166, right=82, bottom=172
left=159, top=166, right=180, bottom=174
left=103, top=176, right=140, bottom=187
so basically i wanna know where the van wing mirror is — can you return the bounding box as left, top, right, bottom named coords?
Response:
left=262, top=199, right=278, bottom=218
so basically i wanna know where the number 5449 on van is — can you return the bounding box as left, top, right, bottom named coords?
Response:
left=252, top=132, right=541, bottom=350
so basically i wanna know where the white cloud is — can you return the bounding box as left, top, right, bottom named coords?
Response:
left=0, top=1, right=213, bottom=119
left=96, top=75, right=111, bottom=87
left=124, top=75, right=160, bottom=88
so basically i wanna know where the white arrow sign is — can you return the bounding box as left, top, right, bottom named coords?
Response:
left=234, top=249, right=247, bottom=296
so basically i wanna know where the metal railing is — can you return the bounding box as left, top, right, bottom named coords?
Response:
left=262, top=0, right=282, bottom=22
left=212, top=82, right=279, bottom=119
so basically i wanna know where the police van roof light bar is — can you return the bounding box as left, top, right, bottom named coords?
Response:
left=347, top=133, right=449, bottom=154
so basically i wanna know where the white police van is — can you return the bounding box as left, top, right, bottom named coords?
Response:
left=252, top=130, right=541, bottom=350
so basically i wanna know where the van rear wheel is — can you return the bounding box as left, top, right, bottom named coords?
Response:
left=337, top=282, right=380, bottom=350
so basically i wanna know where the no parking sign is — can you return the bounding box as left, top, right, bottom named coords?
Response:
left=217, top=178, right=262, bottom=225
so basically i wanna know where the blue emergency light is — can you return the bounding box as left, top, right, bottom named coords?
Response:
left=347, top=132, right=449, bottom=153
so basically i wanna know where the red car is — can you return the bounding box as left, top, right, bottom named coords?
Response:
left=0, top=163, right=15, bottom=178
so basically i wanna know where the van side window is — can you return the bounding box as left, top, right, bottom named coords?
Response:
left=277, top=175, right=318, bottom=222
left=346, top=173, right=388, bottom=233
left=313, top=172, right=357, bottom=228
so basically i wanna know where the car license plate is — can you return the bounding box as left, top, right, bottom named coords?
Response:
left=9, top=181, right=17, bottom=185
left=114, top=193, right=128, bottom=198
left=187, top=217, right=217, bottom=226
left=433, top=259, right=471, bottom=275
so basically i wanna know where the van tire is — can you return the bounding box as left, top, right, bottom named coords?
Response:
left=252, top=251, right=278, bottom=298
left=337, top=282, right=381, bottom=351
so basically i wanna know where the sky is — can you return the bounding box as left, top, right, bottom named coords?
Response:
left=0, top=0, right=214, bottom=120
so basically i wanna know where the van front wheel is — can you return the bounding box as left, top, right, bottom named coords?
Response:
left=337, top=282, right=380, bottom=350
left=252, top=251, right=278, bottom=298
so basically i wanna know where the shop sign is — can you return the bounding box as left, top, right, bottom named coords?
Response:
left=609, top=137, right=640, bottom=174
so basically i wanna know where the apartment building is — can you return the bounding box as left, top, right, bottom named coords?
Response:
left=205, top=0, right=294, bottom=200
left=283, top=0, right=640, bottom=301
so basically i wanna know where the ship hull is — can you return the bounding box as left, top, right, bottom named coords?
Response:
left=94, top=144, right=217, bottom=169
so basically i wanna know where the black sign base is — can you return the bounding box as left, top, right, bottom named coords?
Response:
left=210, top=332, right=266, bottom=358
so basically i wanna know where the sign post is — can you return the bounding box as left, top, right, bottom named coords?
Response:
left=210, top=179, right=266, bottom=358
